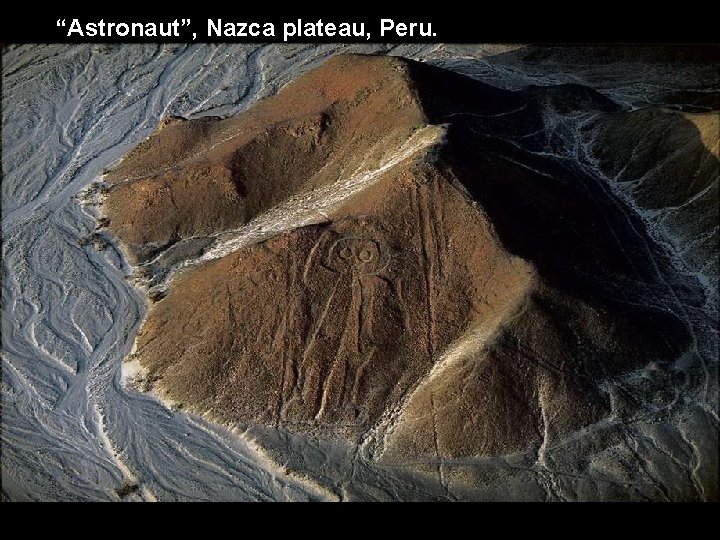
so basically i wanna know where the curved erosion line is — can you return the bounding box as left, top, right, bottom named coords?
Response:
left=92, top=401, right=157, bottom=501
left=199, top=124, right=448, bottom=264
left=360, top=265, right=536, bottom=461
left=113, top=125, right=448, bottom=499
left=121, top=124, right=448, bottom=292
left=3, top=44, right=350, bottom=501
left=225, top=423, right=341, bottom=501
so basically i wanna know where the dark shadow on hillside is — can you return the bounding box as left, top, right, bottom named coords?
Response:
left=408, top=59, right=720, bottom=372
left=431, top=44, right=720, bottom=112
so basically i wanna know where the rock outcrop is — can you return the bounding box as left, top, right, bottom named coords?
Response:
left=104, top=55, right=717, bottom=486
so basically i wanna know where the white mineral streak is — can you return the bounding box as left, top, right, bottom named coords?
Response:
left=2, top=43, right=717, bottom=501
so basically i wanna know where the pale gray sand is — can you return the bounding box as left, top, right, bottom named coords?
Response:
left=2, top=44, right=717, bottom=501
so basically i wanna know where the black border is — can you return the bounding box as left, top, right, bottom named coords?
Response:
left=3, top=9, right=720, bottom=43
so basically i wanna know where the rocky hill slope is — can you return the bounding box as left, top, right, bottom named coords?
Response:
left=102, top=54, right=718, bottom=499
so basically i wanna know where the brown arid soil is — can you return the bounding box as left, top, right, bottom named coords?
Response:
left=104, top=54, right=718, bottom=491
left=104, top=55, right=426, bottom=264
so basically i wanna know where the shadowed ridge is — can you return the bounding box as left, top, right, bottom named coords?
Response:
left=106, top=56, right=713, bottom=492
